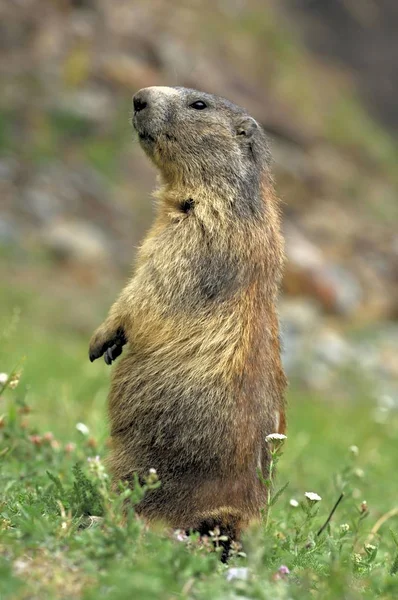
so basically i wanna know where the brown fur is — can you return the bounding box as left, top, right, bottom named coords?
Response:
left=89, top=87, right=287, bottom=556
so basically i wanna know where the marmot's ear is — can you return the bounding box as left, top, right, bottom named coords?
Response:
left=235, top=117, right=258, bottom=139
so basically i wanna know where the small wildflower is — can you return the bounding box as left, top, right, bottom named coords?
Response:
left=340, top=523, right=350, bottom=533
left=305, top=492, right=322, bottom=503
left=229, top=540, right=245, bottom=557
left=146, top=467, right=159, bottom=484
left=365, top=544, right=377, bottom=556
left=51, top=439, right=61, bottom=451
left=42, top=432, right=54, bottom=443
left=289, top=498, right=299, bottom=507
left=265, top=433, right=287, bottom=442
left=209, top=526, right=220, bottom=538
left=173, top=529, right=188, bottom=543
left=64, top=442, right=76, bottom=454
left=1, top=518, right=12, bottom=531
left=360, top=500, right=368, bottom=513
left=8, top=372, right=21, bottom=389
left=354, top=468, right=364, bottom=479
left=29, top=435, right=42, bottom=446
left=226, top=567, right=249, bottom=582
left=199, top=535, right=212, bottom=551
left=272, top=565, right=290, bottom=582
left=76, top=422, right=89, bottom=436
left=0, top=373, right=8, bottom=385
left=349, top=445, right=359, bottom=456
left=87, top=455, right=107, bottom=479
left=353, top=553, right=362, bottom=563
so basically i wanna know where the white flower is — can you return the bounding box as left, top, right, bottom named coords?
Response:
left=173, top=529, right=188, bottom=543
left=76, top=422, right=90, bottom=435
left=265, top=433, right=287, bottom=442
left=353, top=553, right=362, bottom=563
left=149, top=468, right=157, bottom=475
left=305, top=492, right=322, bottom=503
left=289, top=499, right=299, bottom=507
left=349, top=445, right=359, bottom=456
left=226, top=567, right=249, bottom=582
left=87, top=455, right=101, bottom=464
left=340, top=523, right=350, bottom=533
left=0, top=371, right=21, bottom=390
left=8, top=373, right=20, bottom=389
left=87, top=455, right=107, bottom=480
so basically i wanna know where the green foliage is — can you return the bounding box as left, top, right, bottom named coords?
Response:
left=1, top=375, right=398, bottom=599
left=44, top=465, right=104, bottom=517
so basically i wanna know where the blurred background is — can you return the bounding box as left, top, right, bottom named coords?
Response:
left=1, top=0, right=397, bottom=437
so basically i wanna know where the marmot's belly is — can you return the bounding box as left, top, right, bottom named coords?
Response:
left=109, top=352, right=264, bottom=480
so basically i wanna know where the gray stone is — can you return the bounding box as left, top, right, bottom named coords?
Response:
left=43, top=220, right=109, bottom=264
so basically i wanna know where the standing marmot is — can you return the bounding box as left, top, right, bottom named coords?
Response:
left=89, top=86, right=286, bottom=558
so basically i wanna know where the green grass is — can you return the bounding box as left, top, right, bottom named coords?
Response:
left=1, top=286, right=398, bottom=599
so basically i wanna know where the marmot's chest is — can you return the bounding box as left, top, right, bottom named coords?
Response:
left=137, top=221, right=247, bottom=309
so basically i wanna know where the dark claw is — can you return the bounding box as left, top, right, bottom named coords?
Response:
left=103, top=343, right=123, bottom=366
left=104, top=347, right=112, bottom=365
left=111, top=344, right=123, bottom=360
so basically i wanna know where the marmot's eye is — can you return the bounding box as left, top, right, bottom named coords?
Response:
left=189, top=100, right=207, bottom=110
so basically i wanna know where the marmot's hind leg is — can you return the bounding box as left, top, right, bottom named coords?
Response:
left=189, top=509, right=245, bottom=563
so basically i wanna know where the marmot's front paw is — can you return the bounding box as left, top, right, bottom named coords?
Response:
left=89, top=326, right=127, bottom=365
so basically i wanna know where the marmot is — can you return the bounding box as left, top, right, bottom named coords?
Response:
left=89, top=86, right=286, bottom=559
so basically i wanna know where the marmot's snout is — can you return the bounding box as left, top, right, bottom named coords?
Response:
left=133, top=94, right=148, bottom=113
left=132, top=87, right=178, bottom=143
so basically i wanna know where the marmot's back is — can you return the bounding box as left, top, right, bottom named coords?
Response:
left=89, top=86, right=286, bottom=559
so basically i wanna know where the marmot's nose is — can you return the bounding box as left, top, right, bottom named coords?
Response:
left=133, top=93, right=148, bottom=113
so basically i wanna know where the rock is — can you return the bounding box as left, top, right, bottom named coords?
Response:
left=313, top=329, right=353, bottom=367
left=43, top=219, right=109, bottom=264
left=280, top=298, right=322, bottom=332
left=0, top=157, right=19, bottom=181
left=316, top=265, right=363, bottom=316
left=284, top=223, right=363, bottom=315
left=281, top=304, right=398, bottom=403
left=0, top=216, right=19, bottom=247
left=99, top=54, right=161, bottom=89
left=279, top=299, right=321, bottom=373
left=54, top=87, right=114, bottom=125
left=22, top=163, right=116, bottom=226
left=22, top=165, right=80, bottom=223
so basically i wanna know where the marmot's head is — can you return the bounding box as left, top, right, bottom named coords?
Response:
left=132, top=86, right=270, bottom=192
